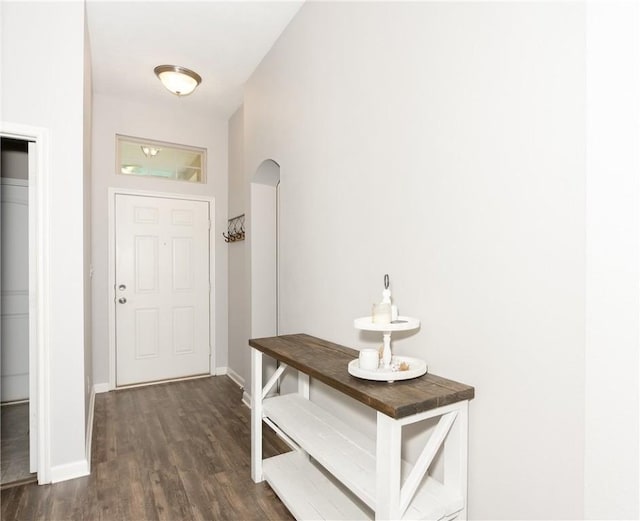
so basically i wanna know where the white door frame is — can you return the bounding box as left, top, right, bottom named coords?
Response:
left=0, top=122, right=52, bottom=484
left=108, top=188, right=216, bottom=390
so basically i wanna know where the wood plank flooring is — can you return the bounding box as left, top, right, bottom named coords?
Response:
left=1, top=376, right=294, bottom=521
left=1, top=402, right=37, bottom=488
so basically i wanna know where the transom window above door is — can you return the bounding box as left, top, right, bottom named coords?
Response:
left=117, top=135, right=206, bottom=183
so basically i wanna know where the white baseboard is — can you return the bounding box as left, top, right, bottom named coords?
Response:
left=242, top=390, right=251, bottom=408
left=214, top=366, right=228, bottom=376
left=226, top=367, right=245, bottom=388
left=82, top=382, right=108, bottom=478
left=225, top=368, right=249, bottom=407
left=50, top=459, right=90, bottom=483
left=94, top=382, right=110, bottom=394
left=84, top=385, right=96, bottom=473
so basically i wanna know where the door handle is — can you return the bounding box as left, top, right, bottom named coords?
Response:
left=118, top=284, right=126, bottom=291
left=118, top=297, right=127, bottom=304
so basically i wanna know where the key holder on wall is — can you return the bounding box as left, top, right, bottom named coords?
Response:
left=224, top=214, right=245, bottom=242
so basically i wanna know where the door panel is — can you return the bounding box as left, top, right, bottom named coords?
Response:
left=173, top=306, right=194, bottom=354
left=135, top=308, right=159, bottom=359
left=172, top=237, right=193, bottom=290
left=115, top=194, right=210, bottom=386
left=135, top=236, right=159, bottom=292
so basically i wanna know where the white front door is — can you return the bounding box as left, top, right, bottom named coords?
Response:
left=115, top=194, right=211, bottom=386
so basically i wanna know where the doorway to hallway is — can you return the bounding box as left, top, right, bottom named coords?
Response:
left=1, top=136, right=36, bottom=488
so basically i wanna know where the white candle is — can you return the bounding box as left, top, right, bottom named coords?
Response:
left=372, top=302, right=391, bottom=324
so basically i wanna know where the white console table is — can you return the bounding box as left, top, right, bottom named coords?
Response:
left=250, top=334, right=475, bottom=521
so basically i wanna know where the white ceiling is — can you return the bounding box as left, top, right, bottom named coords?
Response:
left=86, top=1, right=304, bottom=119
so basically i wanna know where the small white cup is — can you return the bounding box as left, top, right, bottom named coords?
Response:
left=359, top=348, right=379, bottom=371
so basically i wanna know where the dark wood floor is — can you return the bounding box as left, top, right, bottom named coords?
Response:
left=1, top=376, right=294, bottom=521
left=1, top=402, right=37, bottom=487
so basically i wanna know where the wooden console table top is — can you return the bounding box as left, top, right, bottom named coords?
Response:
left=249, top=333, right=474, bottom=419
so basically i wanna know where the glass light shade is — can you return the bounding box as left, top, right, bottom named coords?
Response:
left=154, top=65, right=202, bottom=96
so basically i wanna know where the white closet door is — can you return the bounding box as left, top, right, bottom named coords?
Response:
left=1, top=180, right=29, bottom=402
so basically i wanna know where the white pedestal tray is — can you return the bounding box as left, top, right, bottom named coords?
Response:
left=351, top=316, right=426, bottom=382
left=348, top=356, right=427, bottom=382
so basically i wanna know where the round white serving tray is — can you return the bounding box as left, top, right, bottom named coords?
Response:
left=348, top=356, right=427, bottom=382
left=354, top=316, right=420, bottom=332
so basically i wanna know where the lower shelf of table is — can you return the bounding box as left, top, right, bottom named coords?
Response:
left=263, top=452, right=372, bottom=520
left=262, top=394, right=464, bottom=520
left=263, top=451, right=462, bottom=521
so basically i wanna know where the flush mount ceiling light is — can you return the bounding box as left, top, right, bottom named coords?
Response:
left=154, top=65, right=202, bottom=96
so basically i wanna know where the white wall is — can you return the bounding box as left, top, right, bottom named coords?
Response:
left=250, top=181, right=278, bottom=340
left=2, top=1, right=89, bottom=474
left=91, top=93, right=229, bottom=387
left=227, top=107, right=250, bottom=387
left=242, top=2, right=590, bottom=519
left=584, top=2, right=639, bottom=518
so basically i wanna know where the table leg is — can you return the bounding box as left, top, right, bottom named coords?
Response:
left=444, top=401, right=469, bottom=519
left=298, top=372, right=309, bottom=399
left=251, top=347, right=263, bottom=483
left=376, top=412, right=402, bottom=520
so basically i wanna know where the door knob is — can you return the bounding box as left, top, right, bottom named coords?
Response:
left=118, top=297, right=127, bottom=304
left=118, top=284, right=126, bottom=291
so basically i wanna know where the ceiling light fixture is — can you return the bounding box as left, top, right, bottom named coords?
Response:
left=154, top=65, right=202, bottom=96
left=141, top=146, right=161, bottom=158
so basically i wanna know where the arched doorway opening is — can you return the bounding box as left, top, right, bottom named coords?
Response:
left=250, top=159, right=280, bottom=392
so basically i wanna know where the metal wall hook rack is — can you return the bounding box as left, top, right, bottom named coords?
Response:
left=224, top=214, right=245, bottom=242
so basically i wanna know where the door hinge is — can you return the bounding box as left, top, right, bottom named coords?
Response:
left=208, top=219, right=211, bottom=230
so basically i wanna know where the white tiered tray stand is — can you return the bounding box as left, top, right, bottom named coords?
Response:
left=352, top=316, right=424, bottom=381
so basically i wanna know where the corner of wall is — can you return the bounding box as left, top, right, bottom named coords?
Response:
left=226, top=367, right=245, bottom=389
